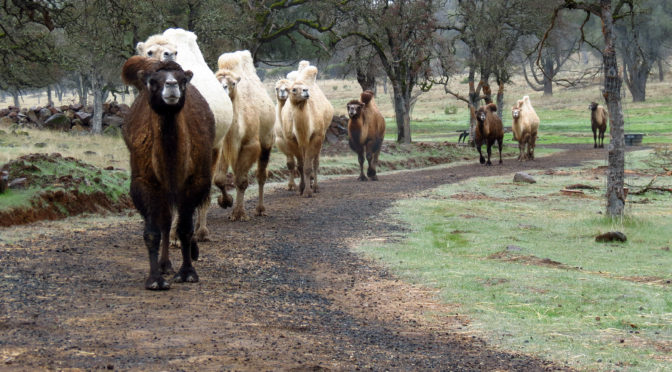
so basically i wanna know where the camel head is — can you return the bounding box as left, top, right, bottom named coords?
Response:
left=215, top=69, right=240, bottom=100
left=347, top=100, right=363, bottom=119
left=475, top=107, right=487, bottom=123
left=275, top=79, right=291, bottom=103
left=288, top=81, right=310, bottom=105
left=512, top=107, right=521, bottom=120
left=589, top=102, right=598, bottom=111
left=136, top=38, right=177, bottom=62
left=140, top=61, right=192, bottom=111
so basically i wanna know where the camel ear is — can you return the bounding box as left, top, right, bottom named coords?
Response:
left=235, top=76, right=241, bottom=83
left=184, top=70, right=193, bottom=83
left=136, top=42, right=145, bottom=55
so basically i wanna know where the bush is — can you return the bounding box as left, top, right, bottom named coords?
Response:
left=444, top=105, right=458, bottom=115
left=332, top=86, right=338, bottom=91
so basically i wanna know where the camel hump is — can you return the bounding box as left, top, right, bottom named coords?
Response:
left=486, top=103, right=498, bottom=112
left=122, top=56, right=163, bottom=90
left=523, top=95, right=530, bottom=103
left=360, top=90, right=374, bottom=105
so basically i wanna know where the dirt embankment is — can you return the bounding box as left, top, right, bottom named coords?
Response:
left=0, top=153, right=132, bottom=227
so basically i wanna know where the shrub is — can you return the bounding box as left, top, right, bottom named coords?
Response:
left=444, top=105, right=458, bottom=115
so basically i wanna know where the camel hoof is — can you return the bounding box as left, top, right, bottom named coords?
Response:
left=159, top=259, right=174, bottom=275
left=218, top=194, right=233, bottom=209
left=194, top=226, right=210, bottom=242
left=229, top=210, right=250, bottom=221
left=479, top=157, right=485, bottom=164
left=358, top=175, right=368, bottom=181
left=173, top=267, right=199, bottom=283
left=287, top=183, right=296, bottom=191
left=255, top=205, right=267, bottom=216
left=145, top=275, right=170, bottom=290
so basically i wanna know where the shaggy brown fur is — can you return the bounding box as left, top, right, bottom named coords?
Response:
left=589, top=102, right=608, bottom=148
left=347, top=90, right=386, bottom=181
left=122, top=57, right=215, bottom=290
left=474, top=103, right=504, bottom=166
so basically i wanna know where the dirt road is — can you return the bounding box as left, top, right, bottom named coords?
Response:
left=0, top=145, right=608, bottom=370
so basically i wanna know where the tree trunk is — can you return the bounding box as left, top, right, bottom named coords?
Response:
left=601, top=0, right=625, bottom=217
left=91, top=75, right=104, bottom=134
left=657, top=59, right=664, bottom=82
left=391, top=83, right=411, bottom=144
left=47, top=85, right=53, bottom=106
left=56, top=84, right=64, bottom=103
left=382, top=77, right=388, bottom=94
left=356, top=66, right=377, bottom=94
left=543, top=58, right=554, bottom=96
left=12, top=91, right=20, bottom=107
left=628, top=65, right=647, bottom=102
left=496, top=80, right=505, bottom=120
left=78, top=73, right=88, bottom=107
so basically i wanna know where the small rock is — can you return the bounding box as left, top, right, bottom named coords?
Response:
left=506, top=245, right=522, bottom=251
left=8, top=177, right=28, bottom=189
left=595, top=231, right=627, bottom=243
left=34, top=142, right=48, bottom=148
left=513, top=172, right=536, bottom=184
left=44, top=113, right=71, bottom=131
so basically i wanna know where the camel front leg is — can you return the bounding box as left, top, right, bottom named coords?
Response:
left=357, top=150, right=367, bottom=181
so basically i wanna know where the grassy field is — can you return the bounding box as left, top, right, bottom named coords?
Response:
left=354, top=149, right=672, bottom=371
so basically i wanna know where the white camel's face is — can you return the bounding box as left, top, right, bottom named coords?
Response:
left=145, top=44, right=177, bottom=62
left=512, top=108, right=520, bottom=119
left=478, top=111, right=486, bottom=122
left=291, top=84, right=309, bottom=100
left=276, top=85, right=289, bottom=101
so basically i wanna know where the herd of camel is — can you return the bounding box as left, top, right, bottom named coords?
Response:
left=122, top=28, right=386, bottom=289
left=121, top=28, right=609, bottom=290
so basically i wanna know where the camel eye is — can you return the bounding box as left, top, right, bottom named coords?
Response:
left=147, top=51, right=153, bottom=56
left=292, top=88, right=297, bottom=93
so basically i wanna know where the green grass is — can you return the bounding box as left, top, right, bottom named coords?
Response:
left=355, top=149, right=672, bottom=371
left=0, top=154, right=130, bottom=212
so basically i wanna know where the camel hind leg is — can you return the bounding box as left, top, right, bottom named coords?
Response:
left=286, top=155, right=297, bottom=191
left=255, top=145, right=272, bottom=216
left=230, top=141, right=260, bottom=221
left=593, top=129, right=598, bottom=148
left=528, top=131, right=537, bottom=160
left=498, top=137, right=503, bottom=164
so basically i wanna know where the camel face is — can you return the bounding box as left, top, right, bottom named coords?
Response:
left=289, top=83, right=310, bottom=103
left=477, top=111, right=487, bottom=123
left=589, top=102, right=599, bottom=111
left=512, top=108, right=520, bottom=119
left=145, top=68, right=192, bottom=107
left=276, top=86, right=289, bottom=101
left=347, top=103, right=362, bottom=119
left=144, top=44, right=177, bottom=62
